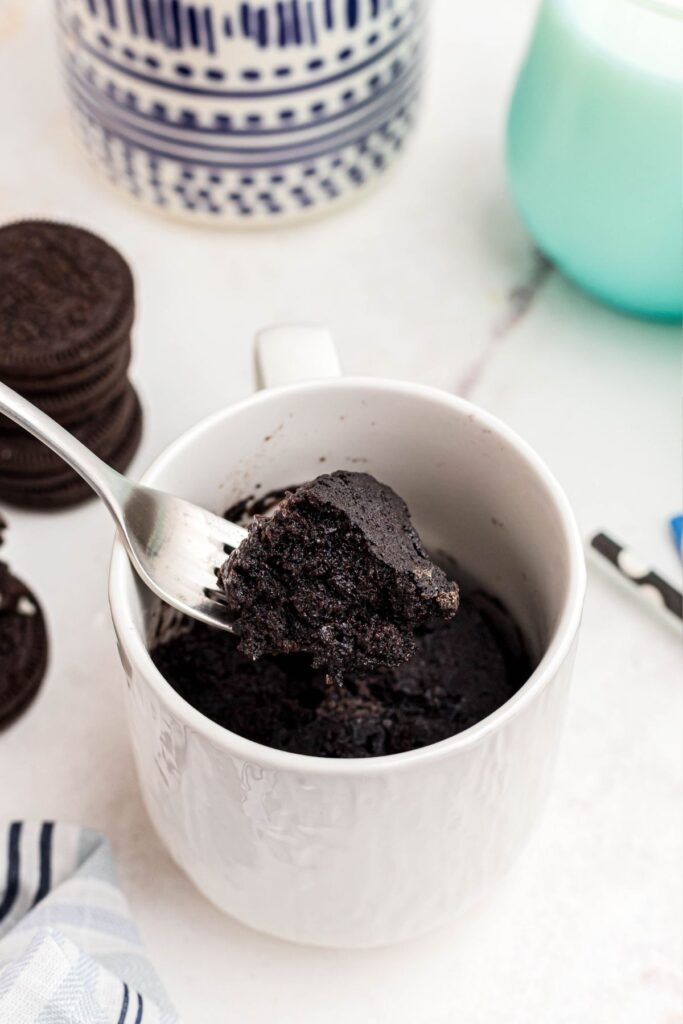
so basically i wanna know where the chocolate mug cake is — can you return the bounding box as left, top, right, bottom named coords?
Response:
left=152, top=472, right=531, bottom=758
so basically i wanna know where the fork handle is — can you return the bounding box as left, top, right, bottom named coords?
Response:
left=0, top=380, right=131, bottom=512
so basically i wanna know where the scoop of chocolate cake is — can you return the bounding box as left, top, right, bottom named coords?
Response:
left=219, top=470, right=459, bottom=679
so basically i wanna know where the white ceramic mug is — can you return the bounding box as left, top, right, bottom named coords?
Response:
left=109, top=325, right=585, bottom=948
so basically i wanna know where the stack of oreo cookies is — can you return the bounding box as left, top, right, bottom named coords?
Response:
left=0, top=220, right=143, bottom=510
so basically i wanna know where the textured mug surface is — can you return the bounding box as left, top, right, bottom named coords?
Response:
left=56, top=0, right=427, bottom=225
left=108, top=327, right=585, bottom=948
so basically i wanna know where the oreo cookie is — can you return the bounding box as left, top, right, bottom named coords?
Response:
left=0, top=341, right=132, bottom=433
left=0, top=517, right=49, bottom=727
left=0, top=313, right=133, bottom=396
left=0, top=220, right=134, bottom=377
left=0, top=219, right=143, bottom=510
left=0, top=384, right=139, bottom=477
left=0, top=391, right=143, bottom=510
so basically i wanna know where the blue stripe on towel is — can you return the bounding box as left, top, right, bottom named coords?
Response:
left=135, top=991, right=145, bottom=1022
left=117, top=981, right=130, bottom=1023
left=0, top=823, right=21, bottom=923
left=32, top=821, right=54, bottom=907
left=0, top=822, right=180, bottom=1020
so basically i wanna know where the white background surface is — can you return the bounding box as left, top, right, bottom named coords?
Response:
left=1, top=1, right=681, bottom=1021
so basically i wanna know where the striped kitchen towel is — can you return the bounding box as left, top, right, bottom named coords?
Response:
left=0, top=822, right=179, bottom=1023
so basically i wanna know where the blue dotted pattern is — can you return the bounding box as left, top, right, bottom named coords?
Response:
left=58, top=0, right=424, bottom=222
left=73, top=94, right=416, bottom=219
left=65, top=40, right=420, bottom=133
left=59, top=0, right=419, bottom=86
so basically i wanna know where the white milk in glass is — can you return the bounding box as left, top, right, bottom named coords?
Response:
left=507, top=0, right=682, bottom=319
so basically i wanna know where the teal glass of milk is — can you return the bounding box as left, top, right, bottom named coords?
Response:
left=507, top=0, right=682, bottom=321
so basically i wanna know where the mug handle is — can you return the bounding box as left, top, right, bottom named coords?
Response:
left=255, top=324, right=342, bottom=390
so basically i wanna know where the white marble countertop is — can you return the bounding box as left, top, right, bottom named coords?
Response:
left=0, top=1, right=681, bottom=1020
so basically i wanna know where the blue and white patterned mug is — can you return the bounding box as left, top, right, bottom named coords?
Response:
left=56, top=0, right=428, bottom=225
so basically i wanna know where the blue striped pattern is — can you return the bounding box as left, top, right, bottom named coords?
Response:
left=31, top=824, right=54, bottom=909
left=65, top=42, right=420, bottom=139
left=79, top=0, right=395, bottom=52
left=61, top=2, right=422, bottom=94
left=58, top=0, right=424, bottom=222
left=0, top=823, right=179, bottom=1023
left=70, top=88, right=415, bottom=211
left=0, top=824, right=21, bottom=926
left=117, top=983, right=130, bottom=1024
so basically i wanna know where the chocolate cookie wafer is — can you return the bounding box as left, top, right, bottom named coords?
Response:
left=0, top=220, right=134, bottom=378
left=0, top=384, right=139, bottom=476
left=0, top=341, right=132, bottom=432
left=0, top=517, right=49, bottom=727
left=0, top=219, right=142, bottom=510
left=0, top=326, right=132, bottom=396
left=0, top=390, right=143, bottom=511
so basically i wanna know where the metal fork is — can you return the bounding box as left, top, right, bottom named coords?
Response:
left=0, top=381, right=247, bottom=631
